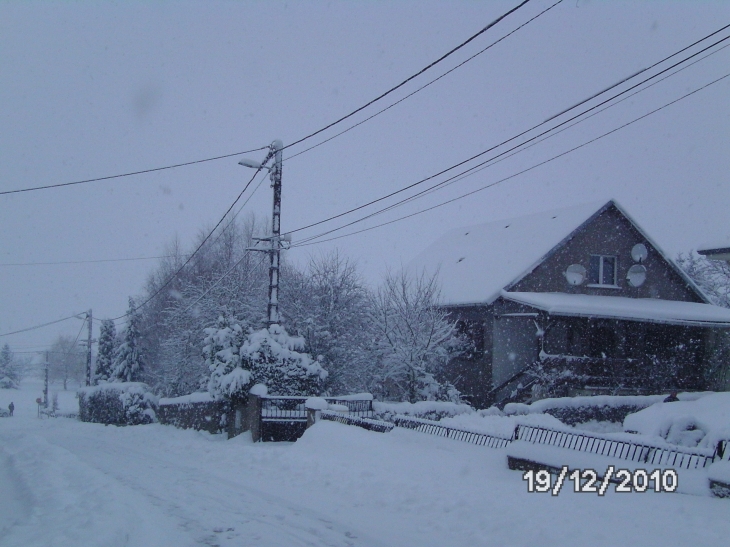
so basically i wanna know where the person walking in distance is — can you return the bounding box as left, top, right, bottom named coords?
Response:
left=8, top=402, right=14, bottom=416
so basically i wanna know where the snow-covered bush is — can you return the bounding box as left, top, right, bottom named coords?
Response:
left=206, top=315, right=327, bottom=399
left=78, top=382, right=158, bottom=425
left=373, top=400, right=475, bottom=422
left=242, top=325, right=327, bottom=396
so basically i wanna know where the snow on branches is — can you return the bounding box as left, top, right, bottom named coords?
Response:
left=112, top=298, right=145, bottom=383
left=242, top=324, right=327, bottom=397
left=368, top=270, right=462, bottom=404
left=205, top=314, right=250, bottom=401
left=0, top=343, right=19, bottom=389
left=205, top=314, right=327, bottom=400
left=95, top=319, right=116, bottom=384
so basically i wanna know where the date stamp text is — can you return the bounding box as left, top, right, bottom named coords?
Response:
left=522, top=466, right=678, bottom=495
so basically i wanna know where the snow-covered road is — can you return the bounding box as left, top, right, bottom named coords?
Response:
left=2, top=391, right=730, bottom=546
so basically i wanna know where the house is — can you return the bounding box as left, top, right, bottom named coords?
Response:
left=409, top=200, right=730, bottom=407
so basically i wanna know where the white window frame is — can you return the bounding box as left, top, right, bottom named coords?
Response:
left=587, top=255, right=619, bottom=288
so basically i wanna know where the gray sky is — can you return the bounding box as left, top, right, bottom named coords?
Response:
left=1, top=0, right=729, bottom=354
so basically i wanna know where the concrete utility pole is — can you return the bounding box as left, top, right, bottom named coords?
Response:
left=241, top=139, right=290, bottom=328
left=267, top=139, right=283, bottom=327
left=85, top=309, right=92, bottom=386
left=43, top=351, right=49, bottom=408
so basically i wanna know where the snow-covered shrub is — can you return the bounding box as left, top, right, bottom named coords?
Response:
left=373, top=400, right=474, bottom=422
left=78, top=382, right=158, bottom=425
left=661, top=416, right=707, bottom=447
left=504, top=394, right=665, bottom=426
left=206, top=316, right=327, bottom=399
left=242, top=325, right=327, bottom=396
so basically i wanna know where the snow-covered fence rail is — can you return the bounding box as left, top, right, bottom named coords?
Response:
left=392, top=415, right=513, bottom=448
left=515, top=424, right=718, bottom=470
left=319, top=410, right=394, bottom=433
left=261, top=395, right=373, bottom=420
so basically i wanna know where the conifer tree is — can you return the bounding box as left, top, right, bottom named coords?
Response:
left=112, top=298, right=145, bottom=382
left=0, top=343, right=19, bottom=389
left=95, top=319, right=117, bottom=383
left=242, top=325, right=327, bottom=396
left=205, top=314, right=251, bottom=401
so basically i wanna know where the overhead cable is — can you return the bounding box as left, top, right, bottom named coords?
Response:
left=286, top=0, right=561, bottom=161
left=0, top=314, right=83, bottom=338
left=281, top=28, right=730, bottom=238
left=295, top=41, right=730, bottom=244
left=291, top=72, right=730, bottom=248
left=1, top=0, right=533, bottom=197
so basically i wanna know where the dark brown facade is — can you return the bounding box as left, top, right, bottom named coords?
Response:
left=440, top=203, right=728, bottom=408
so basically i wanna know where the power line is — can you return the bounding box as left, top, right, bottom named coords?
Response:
left=290, top=72, right=730, bottom=249
left=5, top=36, right=723, bottom=271
left=108, top=153, right=273, bottom=322
left=286, top=0, right=563, bottom=161
left=282, top=0, right=534, bottom=152
left=0, top=314, right=84, bottom=338
left=0, top=255, right=179, bottom=267
left=280, top=28, right=730, bottom=239
left=1, top=0, right=533, bottom=197
left=294, top=40, right=730, bottom=244
left=0, top=146, right=269, bottom=197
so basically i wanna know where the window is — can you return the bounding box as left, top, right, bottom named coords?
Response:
left=588, top=255, right=617, bottom=286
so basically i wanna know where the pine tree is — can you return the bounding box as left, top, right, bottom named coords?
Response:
left=205, top=314, right=251, bottom=401
left=112, top=298, right=145, bottom=382
left=0, top=343, right=19, bottom=389
left=242, top=325, right=327, bottom=396
left=95, top=319, right=117, bottom=384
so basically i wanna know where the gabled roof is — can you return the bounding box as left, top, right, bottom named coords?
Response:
left=408, top=200, right=708, bottom=307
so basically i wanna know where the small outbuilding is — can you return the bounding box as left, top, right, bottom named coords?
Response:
left=410, top=200, right=730, bottom=407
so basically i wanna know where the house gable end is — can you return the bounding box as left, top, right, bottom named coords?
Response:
left=505, top=202, right=705, bottom=303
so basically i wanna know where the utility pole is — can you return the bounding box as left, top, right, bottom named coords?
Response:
left=43, top=351, right=49, bottom=408
left=267, top=139, right=283, bottom=327
left=85, top=309, right=92, bottom=386
left=241, top=139, right=290, bottom=329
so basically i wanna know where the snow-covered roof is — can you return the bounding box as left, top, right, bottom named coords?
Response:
left=408, top=201, right=608, bottom=306
left=502, top=291, right=730, bottom=327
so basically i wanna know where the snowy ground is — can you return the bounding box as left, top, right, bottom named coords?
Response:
left=2, top=382, right=730, bottom=547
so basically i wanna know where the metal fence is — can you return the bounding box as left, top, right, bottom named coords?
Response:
left=256, top=395, right=374, bottom=441
left=260, top=396, right=374, bottom=422
left=514, top=424, right=718, bottom=470
left=392, top=415, right=513, bottom=448
left=320, top=410, right=394, bottom=433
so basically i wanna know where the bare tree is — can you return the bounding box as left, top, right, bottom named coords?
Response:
left=367, top=269, right=462, bottom=403
left=48, top=335, right=85, bottom=390
left=281, top=250, right=373, bottom=394
left=677, top=251, right=730, bottom=389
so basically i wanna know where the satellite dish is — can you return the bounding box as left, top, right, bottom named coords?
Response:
left=627, top=264, right=647, bottom=287
left=631, top=243, right=648, bottom=263
left=565, top=264, right=587, bottom=286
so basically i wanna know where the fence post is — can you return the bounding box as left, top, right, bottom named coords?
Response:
left=248, top=394, right=262, bottom=442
